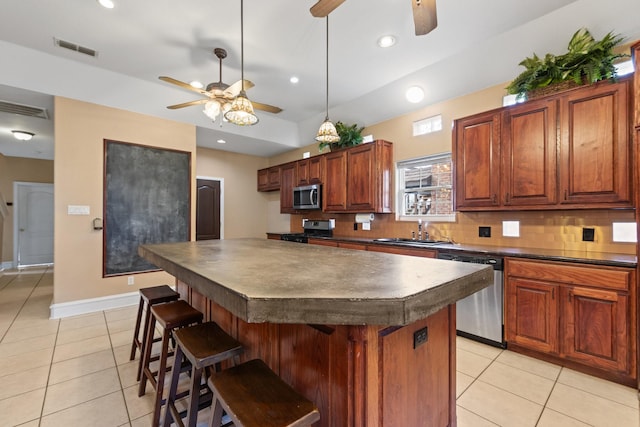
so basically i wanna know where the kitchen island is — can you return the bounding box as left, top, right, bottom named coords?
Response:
left=139, top=238, right=493, bottom=427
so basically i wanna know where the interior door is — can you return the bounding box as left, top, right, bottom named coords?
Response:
left=15, top=182, right=54, bottom=266
left=196, top=178, right=221, bottom=240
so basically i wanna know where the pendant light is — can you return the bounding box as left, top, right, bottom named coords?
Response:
left=315, top=16, right=340, bottom=143
left=224, top=0, right=258, bottom=126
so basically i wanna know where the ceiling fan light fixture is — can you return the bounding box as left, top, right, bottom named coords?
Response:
left=225, top=90, right=259, bottom=126
left=203, top=100, right=221, bottom=121
left=12, top=130, right=35, bottom=141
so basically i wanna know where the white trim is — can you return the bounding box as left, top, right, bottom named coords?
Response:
left=13, top=181, right=54, bottom=267
left=196, top=175, right=225, bottom=240
left=50, top=291, right=140, bottom=319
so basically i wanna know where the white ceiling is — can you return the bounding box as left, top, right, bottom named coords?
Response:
left=0, top=0, right=639, bottom=160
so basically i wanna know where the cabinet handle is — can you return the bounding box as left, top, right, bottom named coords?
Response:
left=492, top=194, right=497, bottom=204
left=505, top=193, right=510, bottom=203
left=564, top=190, right=568, bottom=200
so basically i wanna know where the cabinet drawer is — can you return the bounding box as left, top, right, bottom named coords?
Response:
left=506, top=258, right=632, bottom=291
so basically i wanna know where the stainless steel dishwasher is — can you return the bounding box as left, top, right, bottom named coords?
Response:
left=437, top=250, right=505, bottom=348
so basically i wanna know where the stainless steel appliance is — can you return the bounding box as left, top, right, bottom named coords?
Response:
left=281, top=219, right=333, bottom=243
left=437, top=250, right=505, bottom=348
left=293, top=184, right=321, bottom=210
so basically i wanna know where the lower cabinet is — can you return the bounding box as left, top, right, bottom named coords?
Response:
left=505, top=258, right=636, bottom=386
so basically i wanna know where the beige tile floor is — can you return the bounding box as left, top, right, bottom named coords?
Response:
left=1, top=267, right=639, bottom=427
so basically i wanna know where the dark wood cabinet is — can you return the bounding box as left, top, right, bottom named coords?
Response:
left=505, top=258, right=636, bottom=386
left=558, top=79, right=631, bottom=207
left=453, top=110, right=501, bottom=209
left=257, top=166, right=281, bottom=192
left=501, top=98, right=557, bottom=206
left=506, top=276, right=559, bottom=354
left=324, top=140, right=393, bottom=213
left=279, top=162, right=297, bottom=213
left=453, top=77, right=632, bottom=211
left=297, top=156, right=323, bottom=186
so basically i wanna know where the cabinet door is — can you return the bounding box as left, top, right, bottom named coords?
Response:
left=346, top=144, right=377, bottom=211
left=559, top=79, right=631, bottom=206
left=308, top=156, right=324, bottom=184
left=506, top=277, right=559, bottom=353
left=257, top=168, right=269, bottom=191
left=279, top=162, right=297, bottom=213
left=453, top=111, right=501, bottom=209
left=562, top=286, right=630, bottom=373
left=324, top=151, right=348, bottom=211
left=297, top=159, right=310, bottom=186
left=502, top=98, right=557, bottom=206
left=268, top=166, right=281, bottom=188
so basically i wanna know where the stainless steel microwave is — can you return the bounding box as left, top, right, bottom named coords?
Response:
left=293, top=184, right=321, bottom=210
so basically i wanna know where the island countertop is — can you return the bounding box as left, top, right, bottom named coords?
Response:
left=138, top=238, right=493, bottom=326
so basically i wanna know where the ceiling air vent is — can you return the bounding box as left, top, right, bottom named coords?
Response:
left=0, top=100, right=50, bottom=119
left=54, top=38, right=98, bottom=58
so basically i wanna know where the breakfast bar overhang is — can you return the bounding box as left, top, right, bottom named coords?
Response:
left=139, top=239, right=493, bottom=427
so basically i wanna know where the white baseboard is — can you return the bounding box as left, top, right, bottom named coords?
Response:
left=1, top=261, right=14, bottom=271
left=50, top=291, right=140, bottom=319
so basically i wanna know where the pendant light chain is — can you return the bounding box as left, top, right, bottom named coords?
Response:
left=315, top=15, right=340, bottom=144
left=325, top=16, right=329, bottom=120
left=240, top=0, right=245, bottom=92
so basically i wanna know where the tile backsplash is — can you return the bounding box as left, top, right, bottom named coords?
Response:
left=290, top=209, right=637, bottom=255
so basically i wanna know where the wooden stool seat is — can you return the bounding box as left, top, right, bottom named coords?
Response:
left=163, top=322, right=244, bottom=427
left=208, top=359, right=320, bottom=427
left=130, top=285, right=179, bottom=381
left=138, top=299, right=203, bottom=427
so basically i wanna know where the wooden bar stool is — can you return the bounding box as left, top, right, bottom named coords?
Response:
left=208, top=359, right=320, bottom=427
left=162, top=321, right=244, bottom=427
left=129, top=285, right=180, bottom=381
left=138, top=299, right=203, bottom=427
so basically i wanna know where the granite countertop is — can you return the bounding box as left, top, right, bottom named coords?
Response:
left=138, top=238, right=493, bottom=326
left=268, top=233, right=636, bottom=268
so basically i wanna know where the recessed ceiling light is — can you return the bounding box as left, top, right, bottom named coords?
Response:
left=290, top=76, right=299, bottom=84
left=12, top=130, right=35, bottom=141
left=190, top=81, right=204, bottom=89
left=377, top=35, right=396, bottom=48
left=97, top=0, right=115, bottom=9
left=217, top=139, right=226, bottom=144
left=406, top=86, right=425, bottom=103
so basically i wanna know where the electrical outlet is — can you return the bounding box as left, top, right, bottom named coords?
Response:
left=127, top=276, right=134, bottom=285
left=582, top=227, right=595, bottom=242
left=413, top=327, right=428, bottom=349
left=479, top=226, right=491, bottom=238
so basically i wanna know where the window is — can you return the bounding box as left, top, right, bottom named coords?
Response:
left=412, top=115, right=442, bottom=136
left=396, top=153, right=454, bottom=221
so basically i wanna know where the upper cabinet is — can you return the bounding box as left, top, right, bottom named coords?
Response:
left=558, top=80, right=631, bottom=206
left=257, top=166, right=280, bottom=192
left=258, top=140, right=394, bottom=214
left=324, top=140, right=393, bottom=213
left=453, top=77, right=632, bottom=211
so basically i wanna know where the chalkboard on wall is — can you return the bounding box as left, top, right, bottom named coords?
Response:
left=103, top=140, right=191, bottom=276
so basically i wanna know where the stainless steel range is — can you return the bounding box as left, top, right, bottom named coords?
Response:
left=280, top=219, right=334, bottom=243
left=437, top=250, right=505, bottom=348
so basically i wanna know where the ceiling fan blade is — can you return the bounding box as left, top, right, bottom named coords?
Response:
left=166, top=99, right=209, bottom=110
left=224, top=79, right=255, bottom=97
left=310, top=0, right=345, bottom=17
left=412, top=0, right=437, bottom=36
left=251, top=101, right=282, bottom=114
left=159, top=76, right=209, bottom=96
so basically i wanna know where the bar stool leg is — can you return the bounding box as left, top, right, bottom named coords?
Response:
left=208, top=394, right=224, bottom=427
left=162, top=344, right=185, bottom=427
left=150, top=327, right=172, bottom=426
left=129, top=297, right=145, bottom=361
left=136, top=304, right=155, bottom=381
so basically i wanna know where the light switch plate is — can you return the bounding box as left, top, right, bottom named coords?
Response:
left=612, top=222, right=637, bottom=243
left=362, top=222, right=371, bottom=231
left=68, top=205, right=90, bottom=215
left=502, top=221, right=520, bottom=237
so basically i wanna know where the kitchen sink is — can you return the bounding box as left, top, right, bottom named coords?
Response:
left=372, top=238, right=447, bottom=247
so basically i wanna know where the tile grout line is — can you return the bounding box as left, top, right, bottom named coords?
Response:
left=104, top=309, right=135, bottom=426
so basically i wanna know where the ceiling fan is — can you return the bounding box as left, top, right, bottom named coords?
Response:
left=159, top=48, right=282, bottom=121
left=310, top=0, right=437, bottom=36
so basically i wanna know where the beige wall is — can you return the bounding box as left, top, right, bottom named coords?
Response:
left=53, top=97, right=196, bottom=304
left=196, top=147, right=274, bottom=238
left=0, top=153, right=54, bottom=265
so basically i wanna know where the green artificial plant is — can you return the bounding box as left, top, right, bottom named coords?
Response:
left=506, top=28, right=627, bottom=100
left=318, top=121, right=364, bottom=151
